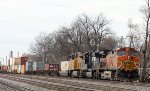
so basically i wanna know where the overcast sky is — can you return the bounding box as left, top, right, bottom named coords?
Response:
left=0, top=0, right=145, bottom=60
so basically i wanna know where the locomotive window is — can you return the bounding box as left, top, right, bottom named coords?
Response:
left=79, top=56, right=83, bottom=59
left=70, top=54, right=75, bottom=59
left=99, top=51, right=104, bottom=54
left=129, top=51, right=138, bottom=56
left=84, top=53, right=89, bottom=58
left=117, top=50, right=126, bottom=56
left=85, top=54, right=89, bottom=57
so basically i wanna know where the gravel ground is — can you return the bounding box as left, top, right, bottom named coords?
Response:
left=13, top=74, right=150, bottom=91
left=0, top=74, right=150, bottom=91
left=0, top=74, right=50, bottom=91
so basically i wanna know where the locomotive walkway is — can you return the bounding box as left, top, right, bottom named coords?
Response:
left=0, top=73, right=150, bottom=91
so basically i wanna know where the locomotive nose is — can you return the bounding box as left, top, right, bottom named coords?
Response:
left=122, top=59, right=135, bottom=71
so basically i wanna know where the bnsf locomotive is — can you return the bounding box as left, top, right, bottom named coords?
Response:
left=105, top=47, right=139, bottom=80
left=59, top=47, right=140, bottom=80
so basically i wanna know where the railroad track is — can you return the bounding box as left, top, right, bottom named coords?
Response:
left=0, top=79, right=23, bottom=91
left=0, top=74, right=99, bottom=91
left=12, top=74, right=150, bottom=87
left=0, top=74, right=150, bottom=91
left=0, top=74, right=49, bottom=91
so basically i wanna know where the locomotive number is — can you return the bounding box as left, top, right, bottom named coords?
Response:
left=122, top=60, right=134, bottom=64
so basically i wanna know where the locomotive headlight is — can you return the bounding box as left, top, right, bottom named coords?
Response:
left=128, top=56, right=130, bottom=59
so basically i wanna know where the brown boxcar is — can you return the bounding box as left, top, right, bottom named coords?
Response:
left=21, top=57, right=28, bottom=65
left=1, top=66, right=8, bottom=72
left=44, top=64, right=59, bottom=76
left=50, top=64, right=59, bottom=70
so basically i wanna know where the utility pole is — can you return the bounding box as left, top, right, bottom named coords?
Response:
left=140, top=0, right=150, bottom=82
left=6, top=56, right=7, bottom=66
left=147, top=34, right=150, bottom=68
left=3, top=58, right=4, bottom=65
left=141, top=19, right=149, bottom=82
left=18, top=52, right=19, bottom=57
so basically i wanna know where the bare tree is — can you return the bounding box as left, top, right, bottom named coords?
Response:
left=77, top=14, right=94, bottom=51
left=101, top=35, right=117, bottom=50
left=89, top=14, right=112, bottom=50
left=140, top=0, right=150, bottom=82
left=127, top=19, right=142, bottom=49
left=29, top=13, right=117, bottom=64
left=62, top=13, right=113, bottom=52
left=52, top=31, right=73, bottom=62
left=29, top=32, right=54, bottom=63
left=117, top=36, right=126, bottom=48
left=61, top=27, right=82, bottom=52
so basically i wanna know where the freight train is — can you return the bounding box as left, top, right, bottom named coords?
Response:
left=0, top=47, right=142, bottom=81
left=59, top=47, right=140, bottom=81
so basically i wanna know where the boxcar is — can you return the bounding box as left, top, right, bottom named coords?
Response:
left=44, top=64, right=59, bottom=76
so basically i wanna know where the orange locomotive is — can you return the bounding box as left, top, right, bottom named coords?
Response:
left=105, top=47, right=139, bottom=80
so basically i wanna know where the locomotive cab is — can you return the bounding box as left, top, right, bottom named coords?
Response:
left=116, top=47, right=139, bottom=79
left=84, top=52, right=92, bottom=69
